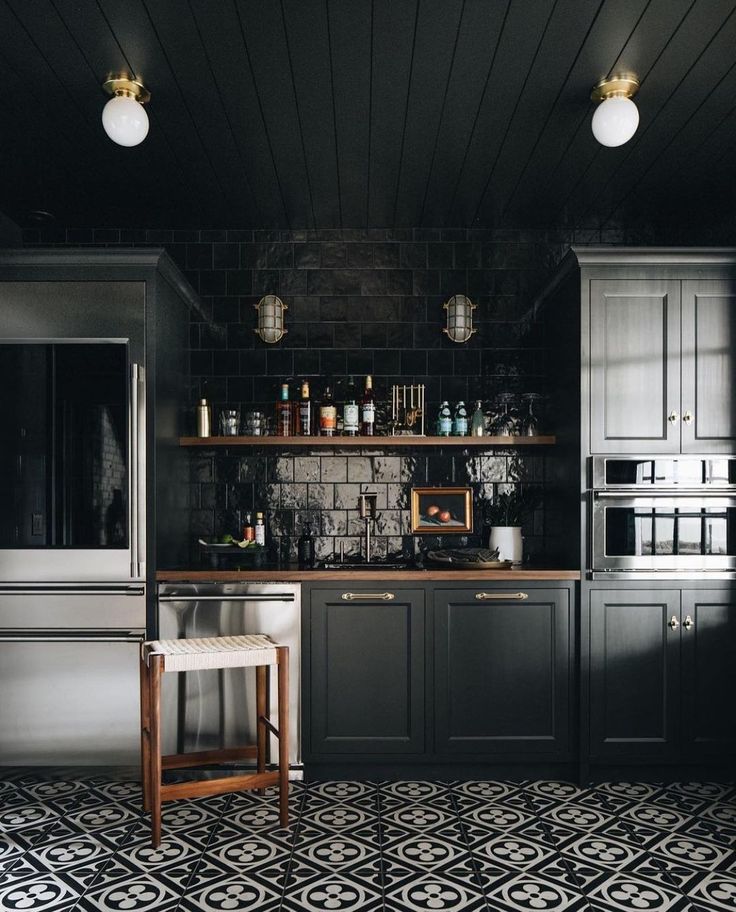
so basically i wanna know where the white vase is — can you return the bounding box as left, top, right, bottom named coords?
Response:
left=488, top=526, right=523, bottom=564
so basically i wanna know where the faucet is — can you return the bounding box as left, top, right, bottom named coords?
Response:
left=358, top=492, right=378, bottom=563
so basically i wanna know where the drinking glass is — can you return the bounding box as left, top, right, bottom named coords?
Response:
left=520, top=393, right=542, bottom=437
left=219, top=409, right=240, bottom=436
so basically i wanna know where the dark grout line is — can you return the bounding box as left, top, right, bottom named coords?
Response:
left=277, top=779, right=308, bottom=910
left=447, top=782, right=493, bottom=911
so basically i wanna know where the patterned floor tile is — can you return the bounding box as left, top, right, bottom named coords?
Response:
left=586, top=873, right=683, bottom=911
left=686, top=872, right=736, bottom=911
left=385, top=871, right=487, bottom=912
left=0, top=873, right=81, bottom=912
left=649, top=835, right=733, bottom=871
left=77, top=874, right=180, bottom=911
left=486, top=871, right=587, bottom=911
left=283, top=874, right=383, bottom=912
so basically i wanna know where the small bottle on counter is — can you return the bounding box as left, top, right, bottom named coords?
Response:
left=471, top=400, right=485, bottom=436
left=298, top=521, right=315, bottom=569
left=319, top=385, right=337, bottom=436
left=437, top=401, right=452, bottom=436
left=255, top=512, right=266, bottom=546
left=243, top=513, right=255, bottom=542
left=453, top=401, right=468, bottom=436
left=275, top=382, right=293, bottom=437
left=196, top=398, right=211, bottom=437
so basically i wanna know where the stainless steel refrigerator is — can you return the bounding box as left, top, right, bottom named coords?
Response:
left=0, top=250, right=194, bottom=765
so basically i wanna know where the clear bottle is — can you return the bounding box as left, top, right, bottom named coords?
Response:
left=297, top=521, right=315, bottom=568
left=343, top=376, right=359, bottom=436
left=453, top=401, right=468, bottom=436
left=319, top=385, right=337, bottom=436
left=297, top=380, right=313, bottom=436
left=471, top=400, right=485, bottom=436
left=275, top=382, right=293, bottom=437
left=254, top=512, right=266, bottom=546
left=437, top=401, right=452, bottom=436
left=361, top=375, right=376, bottom=436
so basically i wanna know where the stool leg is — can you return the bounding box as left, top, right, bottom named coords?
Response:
left=149, top=654, right=163, bottom=847
left=277, top=647, right=289, bottom=827
left=139, top=652, right=151, bottom=813
left=256, top=664, right=267, bottom=795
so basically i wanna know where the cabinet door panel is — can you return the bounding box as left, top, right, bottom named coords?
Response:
left=435, top=587, right=570, bottom=756
left=681, top=281, right=736, bottom=453
left=681, top=589, right=736, bottom=760
left=590, top=280, right=681, bottom=453
left=309, top=588, right=425, bottom=754
left=589, top=590, right=680, bottom=760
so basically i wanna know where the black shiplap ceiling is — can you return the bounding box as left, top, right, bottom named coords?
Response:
left=1, top=0, right=735, bottom=230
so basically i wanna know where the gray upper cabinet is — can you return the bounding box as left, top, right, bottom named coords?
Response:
left=582, top=251, right=736, bottom=455
left=681, top=280, right=736, bottom=453
left=590, top=279, right=681, bottom=453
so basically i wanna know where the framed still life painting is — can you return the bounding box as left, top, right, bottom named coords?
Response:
left=410, top=486, right=473, bottom=534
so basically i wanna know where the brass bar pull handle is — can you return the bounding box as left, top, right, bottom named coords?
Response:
left=475, top=592, right=529, bottom=601
left=341, top=592, right=395, bottom=601
left=668, top=615, right=679, bottom=629
left=683, top=615, right=694, bottom=630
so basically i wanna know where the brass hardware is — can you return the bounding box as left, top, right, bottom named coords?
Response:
left=590, top=74, right=640, bottom=102
left=668, top=615, right=679, bottom=629
left=668, top=411, right=679, bottom=423
left=683, top=411, right=694, bottom=425
left=683, top=615, right=694, bottom=630
left=475, top=592, right=529, bottom=601
left=341, top=592, right=395, bottom=601
left=102, top=75, right=150, bottom=104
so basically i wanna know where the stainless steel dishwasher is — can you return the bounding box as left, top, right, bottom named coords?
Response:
left=157, top=582, right=301, bottom=768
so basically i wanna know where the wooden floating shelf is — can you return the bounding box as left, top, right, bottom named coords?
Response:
left=179, top=435, right=556, bottom=447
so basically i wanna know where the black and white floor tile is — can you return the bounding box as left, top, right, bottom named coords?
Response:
left=0, top=774, right=733, bottom=912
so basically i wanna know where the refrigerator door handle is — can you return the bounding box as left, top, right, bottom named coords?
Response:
left=0, top=586, right=145, bottom=597
left=130, top=363, right=146, bottom=579
left=0, top=630, right=145, bottom=643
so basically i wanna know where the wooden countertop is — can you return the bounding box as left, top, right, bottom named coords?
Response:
left=156, top=568, right=580, bottom=582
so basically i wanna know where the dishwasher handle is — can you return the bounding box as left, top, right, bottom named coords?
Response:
left=158, top=594, right=296, bottom=603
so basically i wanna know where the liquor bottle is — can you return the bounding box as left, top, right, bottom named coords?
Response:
left=275, top=382, right=293, bottom=437
left=297, top=380, right=313, bottom=435
left=471, top=400, right=485, bottom=436
left=297, top=521, right=315, bottom=569
left=343, top=376, right=359, bottom=436
left=453, top=401, right=468, bottom=436
left=243, top=513, right=254, bottom=542
left=361, top=375, right=376, bottom=436
left=319, top=385, right=337, bottom=436
left=254, top=512, right=266, bottom=546
left=437, top=401, right=452, bottom=436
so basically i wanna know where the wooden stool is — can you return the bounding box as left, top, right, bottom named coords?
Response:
left=139, top=634, right=289, bottom=846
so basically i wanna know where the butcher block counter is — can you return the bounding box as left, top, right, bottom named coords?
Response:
left=156, top=567, right=580, bottom=581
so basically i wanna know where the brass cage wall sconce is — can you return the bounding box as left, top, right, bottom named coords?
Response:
left=443, top=294, right=476, bottom=343
left=254, top=294, right=288, bottom=344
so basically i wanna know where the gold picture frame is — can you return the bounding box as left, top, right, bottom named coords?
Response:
left=410, top=486, right=473, bottom=535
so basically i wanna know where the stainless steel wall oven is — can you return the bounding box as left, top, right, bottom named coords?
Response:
left=590, top=457, right=736, bottom=577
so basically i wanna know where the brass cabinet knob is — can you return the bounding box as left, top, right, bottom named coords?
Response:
left=683, top=615, right=694, bottom=630
left=668, top=615, right=679, bottom=629
left=668, top=411, right=679, bottom=424
left=683, top=411, right=694, bottom=425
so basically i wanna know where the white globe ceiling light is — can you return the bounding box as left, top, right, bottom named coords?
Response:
left=590, top=75, right=640, bottom=147
left=101, top=76, right=150, bottom=147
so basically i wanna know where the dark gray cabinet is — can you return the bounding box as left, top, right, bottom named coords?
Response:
left=434, top=586, right=571, bottom=758
left=589, top=585, right=736, bottom=765
left=590, top=279, right=681, bottom=454
left=589, top=589, right=681, bottom=761
left=588, top=268, right=736, bottom=454
left=681, top=280, right=736, bottom=453
left=308, top=587, right=425, bottom=755
left=680, top=587, right=736, bottom=760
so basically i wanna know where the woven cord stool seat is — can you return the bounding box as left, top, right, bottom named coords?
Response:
left=139, top=633, right=289, bottom=847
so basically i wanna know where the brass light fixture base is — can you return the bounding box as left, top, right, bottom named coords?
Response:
left=102, top=76, right=150, bottom=104
left=591, top=74, right=639, bottom=102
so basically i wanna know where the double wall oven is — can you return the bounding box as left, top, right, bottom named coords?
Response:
left=0, top=280, right=147, bottom=764
left=590, top=456, right=736, bottom=578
